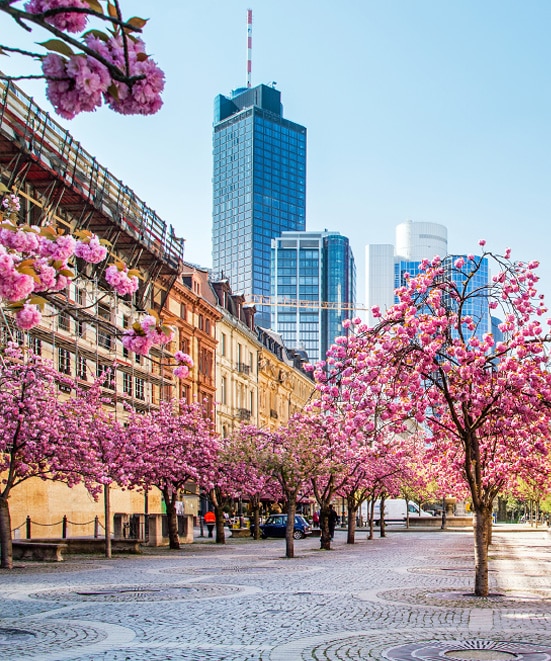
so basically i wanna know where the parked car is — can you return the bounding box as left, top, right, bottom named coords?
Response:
left=259, top=514, right=312, bottom=539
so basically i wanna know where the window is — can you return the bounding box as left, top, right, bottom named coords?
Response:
left=76, top=288, right=86, bottom=306
left=180, top=303, right=187, bottom=322
left=58, top=347, right=71, bottom=375
left=96, top=363, right=114, bottom=389
left=58, top=311, right=70, bottom=332
left=97, top=328, right=112, bottom=350
left=77, top=356, right=87, bottom=381
left=220, top=332, right=226, bottom=356
left=135, top=377, right=145, bottom=400
left=123, top=372, right=133, bottom=396
left=97, top=303, right=111, bottom=321
left=76, top=320, right=86, bottom=338
left=30, top=336, right=42, bottom=355
left=221, top=376, right=227, bottom=405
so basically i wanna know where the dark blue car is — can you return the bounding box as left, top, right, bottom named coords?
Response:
left=259, top=514, right=312, bottom=539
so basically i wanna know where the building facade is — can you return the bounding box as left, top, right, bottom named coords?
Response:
left=271, top=230, right=356, bottom=363
left=210, top=278, right=260, bottom=437
left=365, top=220, right=448, bottom=326
left=212, top=84, right=307, bottom=326
left=365, top=220, right=491, bottom=337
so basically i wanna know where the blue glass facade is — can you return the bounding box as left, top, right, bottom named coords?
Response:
left=271, top=231, right=356, bottom=363
left=394, top=256, right=490, bottom=338
left=212, top=84, right=306, bottom=327
left=442, top=255, right=490, bottom=337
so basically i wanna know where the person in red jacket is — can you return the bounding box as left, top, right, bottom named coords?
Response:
left=204, top=510, right=216, bottom=538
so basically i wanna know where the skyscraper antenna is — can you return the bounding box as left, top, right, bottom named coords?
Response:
left=247, top=9, right=252, bottom=88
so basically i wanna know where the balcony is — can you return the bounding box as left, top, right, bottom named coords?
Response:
left=236, top=363, right=251, bottom=375
left=237, top=408, right=251, bottom=421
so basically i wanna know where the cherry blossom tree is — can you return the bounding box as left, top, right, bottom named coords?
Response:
left=121, top=399, right=219, bottom=549
left=0, top=0, right=165, bottom=118
left=60, top=378, right=125, bottom=557
left=253, top=412, right=333, bottom=559
left=317, top=247, right=551, bottom=596
left=222, top=425, right=283, bottom=540
left=0, top=344, right=107, bottom=568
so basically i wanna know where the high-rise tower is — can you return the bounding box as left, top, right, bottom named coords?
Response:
left=271, top=230, right=356, bottom=363
left=212, top=84, right=307, bottom=327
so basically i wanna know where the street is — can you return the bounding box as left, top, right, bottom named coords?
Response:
left=1, top=526, right=551, bottom=660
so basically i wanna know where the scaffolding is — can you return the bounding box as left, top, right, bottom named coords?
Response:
left=0, top=78, right=185, bottom=310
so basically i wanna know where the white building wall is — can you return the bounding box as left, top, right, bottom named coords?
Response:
left=395, top=220, right=447, bottom=261
left=365, top=244, right=395, bottom=327
left=365, top=220, right=448, bottom=326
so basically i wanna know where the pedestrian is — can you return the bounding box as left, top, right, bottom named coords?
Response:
left=204, top=510, right=216, bottom=538
left=328, top=504, right=338, bottom=540
left=313, top=511, right=320, bottom=528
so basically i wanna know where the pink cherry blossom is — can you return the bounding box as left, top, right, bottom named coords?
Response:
left=25, top=0, right=90, bottom=33
left=173, top=365, right=190, bottom=379
left=86, top=35, right=165, bottom=115
left=42, top=53, right=110, bottom=119
left=15, top=304, right=42, bottom=330
left=105, top=264, right=139, bottom=297
left=74, top=234, right=107, bottom=263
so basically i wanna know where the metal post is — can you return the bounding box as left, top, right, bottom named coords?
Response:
left=62, top=515, right=67, bottom=539
left=26, top=515, right=31, bottom=539
left=94, top=516, right=99, bottom=538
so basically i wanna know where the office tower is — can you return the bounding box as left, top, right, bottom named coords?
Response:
left=271, top=230, right=356, bottom=363
left=366, top=221, right=448, bottom=326
left=365, top=220, right=490, bottom=338
left=441, top=254, right=490, bottom=337
left=212, top=84, right=306, bottom=327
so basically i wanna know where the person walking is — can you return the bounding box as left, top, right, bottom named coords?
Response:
left=204, top=510, right=216, bottom=538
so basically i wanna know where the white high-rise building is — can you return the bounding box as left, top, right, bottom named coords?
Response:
left=365, top=220, right=448, bottom=326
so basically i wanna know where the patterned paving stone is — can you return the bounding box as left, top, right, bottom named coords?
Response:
left=1, top=528, right=550, bottom=660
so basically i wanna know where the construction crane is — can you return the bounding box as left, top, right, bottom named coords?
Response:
left=245, top=295, right=368, bottom=312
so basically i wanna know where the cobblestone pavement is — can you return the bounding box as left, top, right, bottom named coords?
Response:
left=1, top=525, right=551, bottom=660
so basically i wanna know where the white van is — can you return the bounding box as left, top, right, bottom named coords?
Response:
left=372, top=499, right=433, bottom=525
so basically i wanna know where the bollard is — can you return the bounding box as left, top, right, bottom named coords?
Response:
left=62, top=515, right=68, bottom=539
left=26, top=515, right=31, bottom=539
left=94, top=516, right=99, bottom=538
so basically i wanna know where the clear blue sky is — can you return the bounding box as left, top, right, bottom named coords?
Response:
left=1, top=1, right=550, bottom=306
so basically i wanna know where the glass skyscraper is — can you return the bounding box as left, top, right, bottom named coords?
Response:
left=271, top=231, right=356, bottom=363
left=365, top=221, right=491, bottom=339
left=212, top=84, right=306, bottom=327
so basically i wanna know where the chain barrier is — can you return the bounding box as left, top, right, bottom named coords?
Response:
left=12, top=515, right=103, bottom=539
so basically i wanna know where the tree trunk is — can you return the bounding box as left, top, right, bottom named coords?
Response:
left=251, top=504, right=261, bottom=540
left=214, top=504, right=226, bottom=544
left=380, top=494, right=386, bottom=538
left=0, top=495, right=13, bottom=569
left=104, top=484, right=112, bottom=559
left=285, top=500, right=296, bottom=558
left=319, top=503, right=331, bottom=550
left=163, top=487, right=180, bottom=549
left=473, top=506, right=491, bottom=596
left=368, top=499, right=375, bottom=540
left=346, top=499, right=357, bottom=544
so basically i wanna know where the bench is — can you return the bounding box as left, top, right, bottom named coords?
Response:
left=13, top=541, right=68, bottom=562
left=14, top=538, right=143, bottom=556
left=230, top=528, right=251, bottom=538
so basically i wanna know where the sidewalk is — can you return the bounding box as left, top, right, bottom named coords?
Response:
left=1, top=528, right=551, bottom=660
